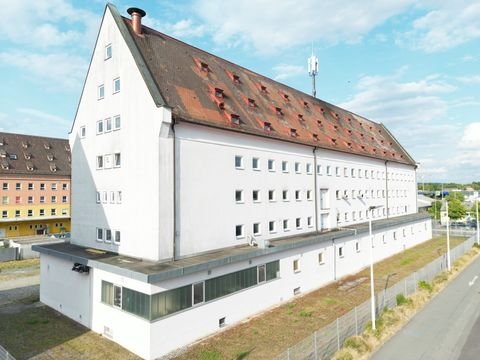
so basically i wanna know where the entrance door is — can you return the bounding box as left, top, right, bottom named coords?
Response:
left=320, top=214, right=329, bottom=230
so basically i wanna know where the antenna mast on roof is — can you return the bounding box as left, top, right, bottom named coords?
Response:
left=308, top=46, right=319, bottom=98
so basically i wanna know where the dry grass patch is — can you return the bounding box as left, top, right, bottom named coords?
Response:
left=0, top=258, right=39, bottom=271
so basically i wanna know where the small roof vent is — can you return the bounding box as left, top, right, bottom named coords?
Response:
left=298, top=114, right=304, bottom=121
left=214, top=87, right=224, bottom=98
left=274, top=107, right=283, bottom=116
left=290, top=128, right=297, bottom=137
left=230, top=113, right=241, bottom=125
left=24, top=152, right=32, bottom=160
left=331, top=138, right=337, bottom=145
left=260, top=84, right=268, bottom=93
left=263, top=121, right=272, bottom=131
left=22, top=141, right=29, bottom=148
left=247, top=98, right=256, bottom=107
left=312, top=133, right=319, bottom=141
left=1, top=163, right=9, bottom=170
left=26, top=163, right=34, bottom=171
left=303, top=101, right=309, bottom=108
left=282, top=93, right=290, bottom=101
left=44, top=142, right=51, bottom=150
left=50, top=163, right=57, bottom=172
left=47, top=154, right=54, bottom=162
left=317, top=120, right=322, bottom=126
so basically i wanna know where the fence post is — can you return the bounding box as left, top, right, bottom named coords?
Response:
left=336, top=318, right=340, bottom=351
left=287, top=347, right=290, bottom=360
left=314, top=331, right=318, bottom=360
left=354, top=306, right=358, bottom=335
left=413, top=272, right=417, bottom=291
left=404, top=278, right=407, bottom=296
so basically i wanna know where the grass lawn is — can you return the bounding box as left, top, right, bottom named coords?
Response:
left=0, top=306, right=140, bottom=360
left=0, top=258, right=39, bottom=271
left=175, top=235, right=468, bottom=360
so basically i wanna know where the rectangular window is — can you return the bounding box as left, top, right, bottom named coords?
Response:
left=40, top=183, right=45, bottom=191
left=114, top=230, right=121, bottom=244
left=28, top=183, right=34, bottom=190
left=235, top=224, right=244, bottom=238
left=338, top=246, right=344, bottom=257
left=306, top=163, right=312, bottom=174
left=97, top=228, right=103, bottom=241
left=39, top=209, right=45, bottom=216
left=269, top=220, right=276, bottom=233
left=113, top=78, right=121, bottom=93
left=193, top=282, right=204, bottom=305
left=96, top=120, right=104, bottom=134
left=40, top=196, right=45, bottom=204
left=114, top=115, right=121, bottom=130
left=15, top=210, right=20, bottom=218
left=101, top=281, right=114, bottom=305
left=335, top=167, right=340, bottom=176
left=97, top=155, right=104, bottom=169
left=102, top=191, right=108, bottom=204
left=51, top=208, right=56, bottom=216
left=51, top=196, right=57, bottom=203
left=282, top=161, right=288, bottom=172
left=98, top=84, right=105, bottom=100
left=235, top=190, right=243, bottom=203
left=283, top=219, right=289, bottom=231
left=2, top=183, right=8, bottom=190
left=151, top=285, right=192, bottom=320
left=1, top=211, right=7, bottom=218
left=282, top=190, right=289, bottom=201
left=105, top=229, right=112, bottom=243
left=355, top=241, right=360, bottom=252
left=113, top=285, right=122, bottom=308
left=351, top=168, right=355, bottom=177
left=51, top=183, right=57, bottom=191
left=16, top=183, right=21, bottom=190
left=317, top=164, right=322, bottom=175
left=114, top=153, right=121, bottom=167
left=62, top=195, right=67, bottom=203
left=307, top=216, right=313, bottom=227
left=253, top=223, right=261, bottom=236
left=327, top=166, right=332, bottom=176
left=62, top=208, right=68, bottom=215
left=252, top=157, right=259, bottom=170
left=117, top=191, right=122, bottom=204
left=307, top=190, right=312, bottom=201
left=15, top=196, right=21, bottom=204
left=295, top=190, right=301, bottom=201
left=293, top=259, right=300, bottom=272
left=110, top=191, right=115, bottom=204
left=295, top=162, right=301, bottom=173
left=252, top=190, right=260, bottom=202
left=105, top=43, right=112, bottom=60
left=268, top=190, right=275, bottom=202
left=258, top=265, right=266, bottom=283
left=268, top=159, right=275, bottom=171
left=235, top=155, right=243, bottom=169
left=105, top=117, right=112, bottom=132
left=96, top=191, right=101, bottom=204
left=80, top=126, right=86, bottom=138
left=318, top=252, right=324, bottom=264
left=2, top=196, right=8, bottom=205
left=296, top=217, right=301, bottom=229
left=344, top=167, right=348, bottom=177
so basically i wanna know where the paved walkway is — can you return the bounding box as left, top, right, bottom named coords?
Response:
left=371, top=255, right=480, bottom=360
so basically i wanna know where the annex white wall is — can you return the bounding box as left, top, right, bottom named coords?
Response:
left=69, top=7, right=174, bottom=261
left=39, top=254, right=92, bottom=328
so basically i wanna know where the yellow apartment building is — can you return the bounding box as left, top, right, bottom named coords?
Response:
left=0, top=132, right=71, bottom=238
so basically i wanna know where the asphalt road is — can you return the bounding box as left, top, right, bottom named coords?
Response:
left=371, top=255, right=480, bottom=360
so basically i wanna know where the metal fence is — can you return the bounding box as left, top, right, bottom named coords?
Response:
left=275, top=235, right=477, bottom=360
left=0, top=345, right=15, bottom=360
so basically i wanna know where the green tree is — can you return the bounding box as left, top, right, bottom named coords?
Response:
left=447, top=199, right=466, bottom=220
left=446, top=192, right=465, bottom=202
left=470, top=201, right=479, bottom=219
left=428, top=200, right=442, bottom=219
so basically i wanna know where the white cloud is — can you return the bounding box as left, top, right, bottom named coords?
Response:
left=0, top=109, right=69, bottom=138
left=459, top=122, right=480, bottom=149
left=456, top=75, right=480, bottom=84
left=0, top=0, right=98, bottom=49
left=192, top=0, right=417, bottom=53
left=17, top=108, right=69, bottom=126
left=144, top=17, right=206, bottom=39
left=272, top=64, right=305, bottom=81
left=0, top=51, right=88, bottom=90
left=397, top=1, right=480, bottom=53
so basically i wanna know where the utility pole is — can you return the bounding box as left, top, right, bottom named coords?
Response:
left=476, top=200, right=479, bottom=246
left=446, top=201, right=451, bottom=271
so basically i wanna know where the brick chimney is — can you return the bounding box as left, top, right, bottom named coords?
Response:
left=127, top=7, right=146, bottom=36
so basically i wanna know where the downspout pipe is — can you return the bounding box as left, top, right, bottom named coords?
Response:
left=385, top=160, right=389, bottom=219
left=313, top=147, right=319, bottom=232
left=172, top=120, right=177, bottom=261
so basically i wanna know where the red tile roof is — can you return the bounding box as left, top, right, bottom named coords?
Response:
left=0, top=132, right=70, bottom=177
left=121, top=15, right=415, bottom=166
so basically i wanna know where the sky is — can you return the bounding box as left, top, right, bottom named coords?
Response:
left=0, top=0, right=479, bottom=183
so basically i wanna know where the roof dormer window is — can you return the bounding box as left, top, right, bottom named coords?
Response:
left=263, top=121, right=272, bottom=131
left=312, top=133, right=319, bottom=141
left=298, top=114, right=304, bottom=121
left=1, top=163, right=9, bottom=170
left=290, top=128, right=297, bottom=137
left=24, top=153, right=31, bottom=160
left=230, top=113, right=240, bottom=125
left=275, top=107, right=283, bottom=116
left=214, top=87, right=224, bottom=98
left=22, top=141, right=28, bottom=148
left=247, top=98, right=256, bottom=107
left=50, top=164, right=57, bottom=172
left=26, top=163, right=34, bottom=171
left=47, top=154, right=54, bottom=162
left=44, top=143, right=51, bottom=150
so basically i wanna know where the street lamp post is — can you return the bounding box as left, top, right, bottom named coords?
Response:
left=368, top=205, right=383, bottom=330
left=446, top=201, right=451, bottom=271
left=476, top=200, right=479, bottom=246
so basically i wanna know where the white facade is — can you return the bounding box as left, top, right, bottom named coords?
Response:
left=35, top=4, right=431, bottom=360
left=39, top=217, right=431, bottom=359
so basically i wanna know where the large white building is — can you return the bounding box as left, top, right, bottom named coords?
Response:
left=34, top=4, right=432, bottom=359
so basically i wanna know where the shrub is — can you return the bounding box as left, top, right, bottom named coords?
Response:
left=396, top=293, right=411, bottom=306
left=333, top=349, right=354, bottom=360
left=418, top=280, right=432, bottom=293
left=299, top=309, right=313, bottom=317
left=343, top=336, right=370, bottom=354
left=199, top=350, right=222, bottom=360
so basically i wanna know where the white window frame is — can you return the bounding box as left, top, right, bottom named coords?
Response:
left=252, top=189, right=260, bottom=203
left=105, top=229, right=112, bottom=243
left=269, top=220, right=276, bottom=233
left=295, top=217, right=301, bottom=229
left=96, top=228, right=104, bottom=242
left=282, top=190, right=289, bottom=202
left=114, top=153, right=121, bottom=168
left=283, top=219, right=289, bottom=231
left=268, top=190, right=275, bottom=202
left=252, top=157, right=260, bottom=170
left=80, top=126, right=86, bottom=138
left=306, top=163, right=312, bottom=174
left=295, top=162, right=301, bottom=173
left=114, top=230, right=121, bottom=245
left=282, top=161, right=289, bottom=173
left=105, top=43, right=112, bottom=60
left=235, top=224, right=244, bottom=239
left=235, top=190, right=244, bottom=203
left=117, top=191, right=122, bottom=204
left=96, top=191, right=101, bottom=204
left=105, top=117, right=112, bottom=132
left=307, top=216, right=313, bottom=228
left=318, top=252, right=325, bottom=265
left=307, top=190, right=313, bottom=201
left=293, top=259, right=300, bottom=273
left=96, top=155, right=104, bottom=169
left=253, top=223, right=261, bottom=236
left=96, top=120, right=104, bottom=134
left=98, top=84, right=104, bottom=100
left=114, top=115, right=121, bottom=130
left=268, top=159, right=275, bottom=171
left=235, top=155, right=244, bottom=169
left=113, top=77, right=121, bottom=94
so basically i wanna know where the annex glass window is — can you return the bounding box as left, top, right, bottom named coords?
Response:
left=193, top=282, right=204, bottom=305
left=105, top=43, right=112, bottom=60
left=113, top=285, right=122, bottom=308
left=235, top=155, right=243, bottom=169
left=253, top=223, right=261, bottom=236
left=114, top=153, right=121, bottom=167
left=258, top=264, right=266, bottom=283
left=113, top=78, right=121, bottom=93
left=122, top=287, right=149, bottom=318
left=98, top=84, right=105, bottom=100
left=114, top=230, right=121, bottom=244
left=114, top=115, right=121, bottom=130
left=97, top=228, right=103, bottom=241
left=205, top=267, right=257, bottom=302
left=151, top=285, right=192, bottom=320
left=252, top=157, right=260, bottom=170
